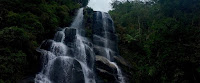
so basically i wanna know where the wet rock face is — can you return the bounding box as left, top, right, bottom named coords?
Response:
left=64, top=28, right=77, bottom=43
left=113, top=56, right=129, bottom=67
left=92, top=11, right=119, bottom=60
left=39, top=57, right=85, bottom=83
left=95, top=56, right=118, bottom=83
left=92, top=11, right=127, bottom=83
left=40, top=40, right=54, bottom=51
left=35, top=8, right=127, bottom=83
left=20, top=76, right=35, bottom=83
left=95, top=56, right=117, bottom=72
left=85, top=45, right=95, bottom=68
left=54, top=32, right=64, bottom=42
left=71, top=59, right=85, bottom=83
left=93, top=12, right=103, bottom=36
left=96, top=68, right=117, bottom=83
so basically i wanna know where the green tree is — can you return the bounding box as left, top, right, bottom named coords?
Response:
left=0, top=0, right=89, bottom=82
left=110, top=0, right=200, bottom=82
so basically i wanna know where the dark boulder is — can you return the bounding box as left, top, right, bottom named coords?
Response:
left=96, top=68, right=118, bottom=83
left=54, top=31, right=64, bottom=42
left=93, top=35, right=106, bottom=47
left=85, top=44, right=95, bottom=69
left=102, top=32, right=118, bottom=41
left=64, top=28, right=77, bottom=43
left=93, top=45, right=119, bottom=61
left=55, top=27, right=63, bottom=31
left=95, top=56, right=119, bottom=83
left=47, top=57, right=85, bottom=83
left=93, top=35, right=118, bottom=53
left=40, top=40, right=53, bottom=51
left=113, top=56, right=129, bottom=67
left=20, top=76, right=35, bottom=83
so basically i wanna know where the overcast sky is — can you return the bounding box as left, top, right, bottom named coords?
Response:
left=87, top=0, right=113, bottom=12
left=87, top=0, right=148, bottom=12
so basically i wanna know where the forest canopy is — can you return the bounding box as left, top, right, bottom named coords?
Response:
left=109, top=0, right=200, bottom=82
left=0, top=0, right=88, bottom=82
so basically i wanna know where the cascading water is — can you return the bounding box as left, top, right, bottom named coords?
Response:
left=35, top=8, right=95, bottom=83
left=93, top=11, right=125, bottom=83
left=35, top=8, right=125, bottom=83
left=70, top=8, right=96, bottom=83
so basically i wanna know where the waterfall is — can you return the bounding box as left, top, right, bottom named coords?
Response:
left=70, top=8, right=96, bottom=83
left=35, top=8, right=125, bottom=83
left=93, top=12, right=125, bottom=83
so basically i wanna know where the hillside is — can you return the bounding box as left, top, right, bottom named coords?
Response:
left=0, top=0, right=88, bottom=82
left=109, top=0, right=200, bottom=82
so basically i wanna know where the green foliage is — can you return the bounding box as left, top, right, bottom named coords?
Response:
left=0, top=0, right=88, bottom=82
left=0, top=27, right=32, bottom=51
left=0, top=48, right=27, bottom=82
left=110, top=0, right=200, bottom=82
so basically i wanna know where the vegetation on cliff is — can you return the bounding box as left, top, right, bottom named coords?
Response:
left=0, top=0, right=88, bottom=82
left=109, top=0, right=200, bottom=82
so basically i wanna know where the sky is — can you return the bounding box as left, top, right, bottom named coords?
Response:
left=87, top=0, right=148, bottom=12
left=87, top=0, right=113, bottom=12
